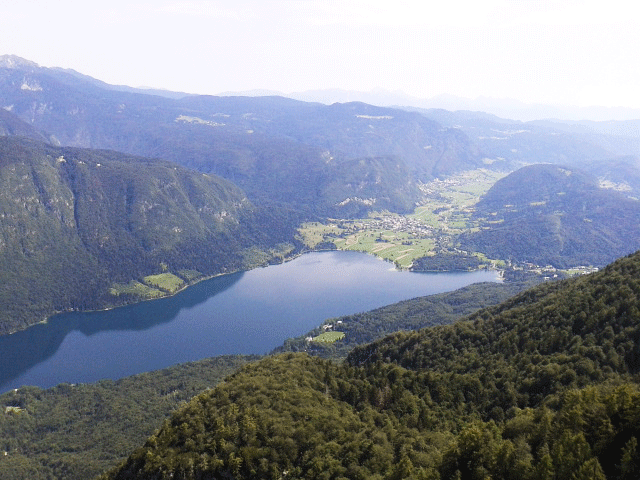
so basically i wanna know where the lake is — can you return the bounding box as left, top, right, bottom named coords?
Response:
left=0, top=251, right=500, bottom=393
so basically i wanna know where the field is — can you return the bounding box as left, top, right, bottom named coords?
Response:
left=109, top=280, right=164, bottom=299
left=335, top=231, right=435, bottom=268
left=143, top=273, right=185, bottom=294
left=297, top=169, right=506, bottom=268
left=313, top=331, right=345, bottom=343
left=296, top=222, right=344, bottom=249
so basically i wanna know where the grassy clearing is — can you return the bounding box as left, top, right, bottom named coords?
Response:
left=297, top=222, right=345, bottom=249
left=109, top=281, right=164, bottom=299
left=4, top=406, right=24, bottom=414
left=474, top=252, right=506, bottom=269
left=143, top=273, right=185, bottom=294
left=410, top=207, right=444, bottom=228
left=335, top=232, right=434, bottom=268
left=313, top=331, right=345, bottom=343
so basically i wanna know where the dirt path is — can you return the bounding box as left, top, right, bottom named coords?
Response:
left=372, top=243, right=396, bottom=253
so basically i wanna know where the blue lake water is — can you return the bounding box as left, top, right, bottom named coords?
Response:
left=0, top=251, right=500, bottom=393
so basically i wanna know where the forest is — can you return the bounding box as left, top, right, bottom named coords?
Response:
left=0, top=356, right=259, bottom=479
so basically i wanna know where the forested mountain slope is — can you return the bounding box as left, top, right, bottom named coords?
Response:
left=0, top=136, right=294, bottom=334
left=0, top=355, right=258, bottom=480
left=0, top=108, right=49, bottom=142
left=350, top=250, right=640, bottom=411
left=102, top=251, right=640, bottom=480
left=274, top=280, right=536, bottom=360
left=459, top=163, right=640, bottom=267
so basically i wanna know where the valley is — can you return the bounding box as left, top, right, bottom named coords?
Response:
left=0, top=251, right=500, bottom=394
left=297, top=167, right=603, bottom=276
left=298, top=169, right=506, bottom=268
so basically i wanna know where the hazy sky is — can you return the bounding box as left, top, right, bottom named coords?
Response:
left=2, top=0, right=639, bottom=110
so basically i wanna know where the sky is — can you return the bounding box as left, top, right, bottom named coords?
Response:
left=2, top=0, right=640, bottom=115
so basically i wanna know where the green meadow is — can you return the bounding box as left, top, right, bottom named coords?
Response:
left=335, top=232, right=435, bottom=268
left=313, top=331, right=345, bottom=343
left=143, top=273, right=185, bottom=294
left=109, top=280, right=164, bottom=299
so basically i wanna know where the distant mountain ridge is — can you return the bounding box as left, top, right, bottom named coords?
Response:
left=225, top=85, right=640, bottom=122
left=0, top=56, right=482, bottom=216
left=3, top=55, right=640, bottom=216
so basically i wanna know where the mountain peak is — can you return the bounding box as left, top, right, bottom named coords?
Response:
left=0, top=55, right=39, bottom=70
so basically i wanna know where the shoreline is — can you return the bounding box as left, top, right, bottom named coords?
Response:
left=5, top=247, right=502, bottom=337
left=7, top=248, right=306, bottom=337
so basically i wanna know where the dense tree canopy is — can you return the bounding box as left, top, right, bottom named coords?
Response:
left=0, top=356, right=257, bottom=480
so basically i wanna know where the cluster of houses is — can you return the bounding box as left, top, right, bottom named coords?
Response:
left=343, top=215, right=434, bottom=239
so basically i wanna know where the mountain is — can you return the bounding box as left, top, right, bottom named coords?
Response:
left=458, top=163, right=640, bottom=268
left=402, top=109, right=640, bottom=201
left=101, top=250, right=640, bottom=480
left=585, top=155, right=640, bottom=199
left=285, top=87, right=640, bottom=122
left=0, top=56, right=481, bottom=217
left=0, top=136, right=295, bottom=334
left=0, top=108, right=49, bottom=142
left=4, top=55, right=640, bottom=218
left=410, top=107, right=637, bottom=172
left=0, top=354, right=258, bottom=480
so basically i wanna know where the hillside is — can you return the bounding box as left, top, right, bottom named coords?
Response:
left=0, top=355, right=258, bottom=480
left=0, top=136, right=296, bottom=334
left=458, top=163, right=640, bottom=268
left=419, top=108, right=639, bottom=169
left=5, top=56, right=640, bottom=220
left=0, top=108, right=49, bottom=142
left=586, top=155, right=640, bottom=199
left=101, top=251, right=640, bottom=480
left=274, top=280, right=536, bottom=360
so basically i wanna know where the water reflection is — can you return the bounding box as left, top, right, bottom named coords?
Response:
left=0, top=271, right=243, bottom=390
left=76, top=271, right=243, bottom=336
